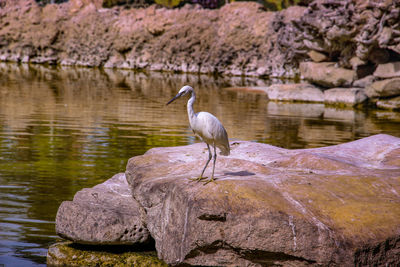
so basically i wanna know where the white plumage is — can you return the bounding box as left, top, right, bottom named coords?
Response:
left=167, top=85, right=230, bottom=184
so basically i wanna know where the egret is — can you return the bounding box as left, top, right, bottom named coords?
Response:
left=166, top=85, right=230, bottom=184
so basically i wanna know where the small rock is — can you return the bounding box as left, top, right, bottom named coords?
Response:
left=300, top=62, right=356, bottom=87
left=307, top=50, right=328, bottom=62
left=267, top=83, right=324, bottom=102
left=324, top=88, right=368, bottom=106
left=374, top=62, right=400, bottom=79
left=366, top=78, right=400, bottom=98
left=56, top=173, right=150, bottom=245
left=350, top=57, right=366, bottom=70
left=353, top=75, right=375, bottom=88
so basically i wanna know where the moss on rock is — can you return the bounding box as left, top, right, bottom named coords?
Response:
left=47, top=241, right=168, bottom=267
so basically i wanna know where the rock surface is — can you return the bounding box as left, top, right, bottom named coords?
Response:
left=47, top=241, right=167, bottom=267
left=300, top=62, right=356, bottom=88
left=374, top=62, right=400, bottom=79
left=56, top=173, right=150, bottom=245
left=366, top=78, right=400, bottom=98
left=125, top=134, right=400, bottom=266
left=267, top=83, right=324, bottom=102
left=324, top=88, right=368, bottom=106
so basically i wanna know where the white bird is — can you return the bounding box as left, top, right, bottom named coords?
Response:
left=167, top=85, right=230, bottom=184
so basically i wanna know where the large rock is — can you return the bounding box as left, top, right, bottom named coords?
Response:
left=366, top=78, right=400, bottom=98
left=125, top=134, right=400, bottom=266
left=324, top=88, right=368, bottom=106
left=300, top=62, right=357, bottom=88
left=56, top=173, right=150, bottom=245
left=374, top=62, right=400, bottom=79
left=266, top=83, right=324, bottom=102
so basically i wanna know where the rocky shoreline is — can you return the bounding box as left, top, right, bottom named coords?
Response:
left=1, top=0, right=400, bottom=109
left=51, top=134, right=400, bottom=266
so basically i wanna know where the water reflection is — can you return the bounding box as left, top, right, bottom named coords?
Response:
left=0, top=63, right=399, bottom=265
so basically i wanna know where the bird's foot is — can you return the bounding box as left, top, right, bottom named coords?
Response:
left=202, top=177, right=216, bottom=185
left=188, top=176, right=207, bottom=182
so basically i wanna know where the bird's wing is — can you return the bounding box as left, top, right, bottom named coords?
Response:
left=196, top=112, right=230, bottom=155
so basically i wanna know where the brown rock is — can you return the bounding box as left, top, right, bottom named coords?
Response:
left=125, top=134, right=400, bottom=266
left=300, top=62, right=356, bottom=88
left=56, top=173, right=150, bottom=245
left=366, top=78, right=400, bottom=98
left=324, top=88, right=368, bottom=106
left=353, top=75, right=375, bottom=88
left=267, top=83, right=324, bottom=102
left=374, top=62, right=400, bottom=79
left=307, top=50, right=327, bottom=62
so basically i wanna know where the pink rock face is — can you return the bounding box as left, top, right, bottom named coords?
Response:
left=125, top=134, right=400, bottom=266
left=56, top=173, right=150, bottom=245
left=299, top=62, right=357, bottom=88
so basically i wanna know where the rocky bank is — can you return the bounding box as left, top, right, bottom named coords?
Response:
left=1, top=0, right=400, bottom=108
left=52, top=134, right=400, bottom=266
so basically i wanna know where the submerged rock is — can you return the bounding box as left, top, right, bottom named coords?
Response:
left=125, top=134, right=400, bottom=266
left=47, top=241, right=167, bottom=267
left=56, top=173, right=150, bottom=245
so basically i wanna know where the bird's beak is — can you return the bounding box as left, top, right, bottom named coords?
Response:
left=166, top=92, right=182, bottom=105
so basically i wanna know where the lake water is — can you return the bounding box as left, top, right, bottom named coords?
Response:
left=0, top=63, right=399, bottom=266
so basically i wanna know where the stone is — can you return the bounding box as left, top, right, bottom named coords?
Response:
left=374, top=62, right=400, bottom=79
left=353, top=75, right=375, bottom=88
left=376, top=96, right=400, bottom=110
left=47, top=241, right=167, bottom=267
left=307, top=50, right=327, bottom=62
left=266, top=83, right=324, bottom=102
left=366, top=78, right=400, bottom=98
left=368, top=48, right=390, bottom=65
left=350, top=57, right=366, bottom=70
left=300, top=62, right=357, bottom=88
left=324, top=88, right=368, bottom=106
left=56, top=173, right=150, bottom=245
left=125, top=134, right=400, bottom=266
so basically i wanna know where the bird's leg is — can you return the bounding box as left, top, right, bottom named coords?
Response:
left=189, top=144, right=212, bottom=182
left=203, top=145, right=217, bottom=185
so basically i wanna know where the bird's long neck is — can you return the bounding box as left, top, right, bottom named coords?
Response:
left=187, top=90, right=196, bottom=125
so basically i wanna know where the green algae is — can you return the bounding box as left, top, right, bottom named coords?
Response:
left=47, top=241, right=168, bottom=267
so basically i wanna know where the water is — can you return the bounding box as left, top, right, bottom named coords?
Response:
left=0, top=63, right=399, bottom=266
